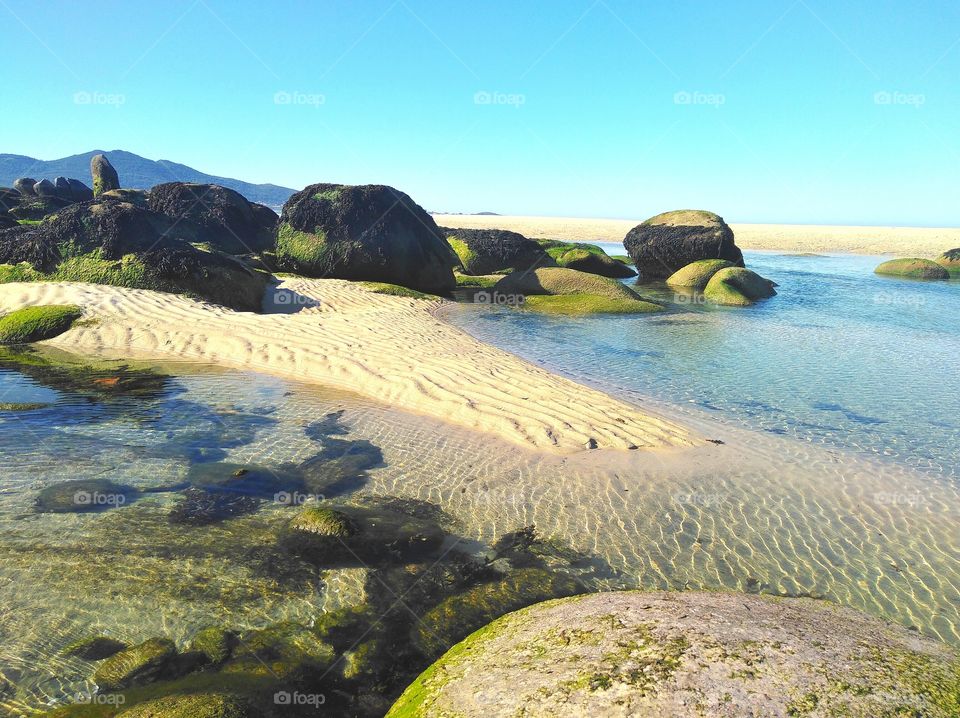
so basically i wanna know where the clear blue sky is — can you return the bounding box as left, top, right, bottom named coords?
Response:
left=2, top=0, right=959, bottom=225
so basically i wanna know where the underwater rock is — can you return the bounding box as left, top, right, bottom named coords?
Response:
left=665, top=258, right=734, bottom=290
left=185, top=462, right=300, bottom=500
left=61, top=635, right=127, bottom=661
left=299, top=438, right=383, bottom=496
left=35, top=479, right=137, bottom=513
left=290, top=506, right=358, bottom=537
left=93, top=637, right=177, bottom=691
left=116, top=693, right=261, bottom=718
left=875, top=257, right=950, bottom=280
left=225, top=622, right=336, bottom=681
left=703, top=266, right=777, bottom=306
left=169, top=487, right=261, bottom=525
left=388, top=590, right=960, bottom=718
left=411, top=568, right=582, bottom=659
left=188, top=627, right=236, bottom=666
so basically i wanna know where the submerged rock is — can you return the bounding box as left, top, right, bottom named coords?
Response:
left=703, top=266, right=777, bottom=306
left=389, top=590, right=960, bottom=718
left=168, top=487, right=261, bottom=525
left=35, top=479, right=137, bottom=513
left=290, top=506, right=358, bottom=536
left=226, top=622, right=336, bottom=680
left=116, top=692, right=260, bottom=718
left=62, top=635, right=127, bottom=661
left=188, top=626, right=236, bottom=665
left=536, top=239, right=637, bottom=278
left=93, top=637, right=177, bottom=691
left=277, top=183, right=457, bottom=293
left=876, top=257, right=951, bottom=280
left=624, top=209, right=744, bottom=280
left=666, top=258, right=734, bottom=290
left=443, top=227, right=553, bottom=275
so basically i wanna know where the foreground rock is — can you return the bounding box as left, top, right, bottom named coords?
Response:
left=494, top=267, right=662, bottom=314
left=278, top=183, right=456, bottom=293
left=388, top=590, right=960, bottom=718
left=443, top=227, right=553, bottom=275
left=537, top=239, right=637, bottom=278
left=875, top=257, right=950, bottom=280
left=936, top=248, right=960, bottom=275
left=93, top=637, right=177, bottom=690
left=148, top=182, right=278, bottom=254
left=624, top=210, right=744, bottom=280
left=666, top=258, right=734, bottom=290
left=90, top=153, right=120, bottom=196
left=703, top=267, right=777, bottom=306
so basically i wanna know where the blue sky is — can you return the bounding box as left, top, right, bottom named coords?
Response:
left=2, top=0, right=959, bottom=225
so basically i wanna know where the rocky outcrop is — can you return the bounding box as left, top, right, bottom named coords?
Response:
left=148, top=182, right=278, bottom=254
left=277, top=183, right=456, bottom=293
left=703, top=267, right=777, bottom=306
left=90, top=153, right=120, bottom=196
left=537, top=239, right=637, bottom=278
left=876, top=257, right=951, bottom=280
left=388, top=590, right=960, bottom=718
left=624, top=209, right=744, bottom=280
left=13, top=178, right=36, bottom=196
left=443, top=227, right=553, bottom=275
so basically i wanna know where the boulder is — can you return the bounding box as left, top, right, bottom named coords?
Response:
left=703, top=267, right=777, bottom=306
left=492, top=267, right=663, bottom=314
left=388, top=590, right=960, bottom=718
left=67, top=178, right=94, bottom=202
left=33, top=179, right=57, bottom=197
left=148, top=182, right=277, bottom=254
left=90, top=153, right=120, bottom=196
left=277, top=183, right=456, bottom=293
left=290, top=506, right=358, bottom=537
left=624, top=209, right=744, bottom=280
left=0, top=200, right=271, bottom=311
left=93, top=637, right=177, bottom=690
left=188, top=626, right=236, bottom=665
left=875, top=257, right=950, bottom=280
left=666, top=258, right=734, bottom=290
left=62, top=635, right=127, bottom=661
left=13, top=178, right=36, bottom=196
left=53, top=177, right=74, bottom=201
left=935, top=248, right=960, bottom=275
left=536, top=239, right=636, bottom=278
left=442, top=227, right=553, bottom=275
left=34, top=478, right=136, bottom=513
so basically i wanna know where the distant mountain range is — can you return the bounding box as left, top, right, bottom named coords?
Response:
left=0, top=150, right=296, bottom=208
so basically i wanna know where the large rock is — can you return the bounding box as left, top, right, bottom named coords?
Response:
left=666, top=258, right=734, bottom=290
left=67, top=178, right=94, bottom=202
left=277, top=183, right=456, bottom=293
left=875, top=257, right=950, bottom=280
left=536, top=239, right=636, bottom=278
left=0, top=200, right=270, bottom=311
left=443, top=227, right=553, bottom=275
left=13, top=178, right=36, bottom=196
left=53, top=177, right=74, bottom=201
left=936, top=248, right=960, bottom=275
left=703, top=267, right=777, bottom=306
left=90, top=153, right=120, bottom=196
left=624, top=209, right=744, bottom=280
left=148, top=182, right=278, bottom=255
left=388, top=590, right=960, bottom=718
left=33, top=179, right=57, bottom=197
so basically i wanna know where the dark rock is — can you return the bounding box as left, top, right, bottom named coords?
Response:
left=624, top=209, right=744, bottom=280
left=277, top=183, right=457, bottom=293
left=187, top=626, right=236, bottom=665
left=90, top=153, right=120, bottom=196
left=148, top=182, right=277, bottom=254
left=442, top=227, right=554, bottom=275
left=99, top=188, right=149, bottom=207
left=67, top=178, right=94, bottom=202
left=92, top=637, right=177, bottom=691
left=6, top=195, right=70, bottom=220
left=53, top=177, right=74, bottom=201
left=0, top=213, right=16, bottom=230
left=537, top=239, right=637, bottom=278
left=0, top=188, right=22, bottom=212
left=168, top=487, right=261, bottom=525
left=62, top=635, right=127, bottom=661
left=113, top=693, right=262, bottom=718
left=35, top=479, right=138, bottom=513
left=13, top=178, right=36, bottom=196
left=32, top=179, right=57, bottom=197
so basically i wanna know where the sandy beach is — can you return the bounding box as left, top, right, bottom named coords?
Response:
left=0, top=279, right=695, bottom=454
left=432, top=214, right=960, bottom=257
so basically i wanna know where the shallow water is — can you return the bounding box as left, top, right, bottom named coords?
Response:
left=0, top=254, right=959, bottom=713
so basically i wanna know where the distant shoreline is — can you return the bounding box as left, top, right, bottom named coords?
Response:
left=432, top=214, right=960, bottom=257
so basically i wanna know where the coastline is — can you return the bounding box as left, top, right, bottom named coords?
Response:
left=432, top=214, right=960, bottom=256
left=0, top=279, right=696, bottom=454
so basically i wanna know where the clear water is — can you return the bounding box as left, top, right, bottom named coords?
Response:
left=444, top=251, right=960, bottom=480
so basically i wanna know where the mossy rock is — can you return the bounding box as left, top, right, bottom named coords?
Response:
left=0, top=304, right=81, bottom=344
left=93, top=638, right=177, bottom=691
left=665, top=258, right=734, bottom=290
left=411, top=568, right=582, bottom=659
left=62, top=636, right=127, bottom=661
left=610, top=254, right=633, bottom=265
left=703, top=267, right=777, bottom=306
left=115, top=693, right=260, bottom=718
left=188, top=627, right=235, bottom=666
left=494, top=267, right=643, bottom=301
left=359, top=281, right=433, bottom=299
left=935, top=248, right=960, bottom=275
left=536, top=239, right=636, bottom=278
left=225, top=622, right=336, bottom=681
left=624, top=209, right=743, bottom=280
left=454, top=272, right=502, bottom=289
left=289, top=506, right=358, bottom=537
left=342, top=637, right=388, bottom=682
left=521, top=294, right=661, bottom=315
left=443, top=228, right=552, bottom=275
left=389, top=590, right=960, bottom=718
left=875, top=257, right=950, bottom=280
left=35, top=479, right=138, bottom=513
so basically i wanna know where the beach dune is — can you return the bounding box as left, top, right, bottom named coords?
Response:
left=0, top=279, right=695, bottom=453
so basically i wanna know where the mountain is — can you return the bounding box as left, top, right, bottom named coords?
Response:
left=0, top=150, right=296, bottom=209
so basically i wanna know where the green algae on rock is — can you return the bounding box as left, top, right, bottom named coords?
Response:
left=187, top=627, right=236, bottom=666
left=521, top=294, right=662, bottom=315
left=0, top=304, right=82, bottom=344
left=444, top=227, right=552, bottom=275
left=492, top=266, right=664, bottom=314
left=114, top=692, right=260, bottom=718
left=703, top=267, right=777, bottom=306
left=62, top=636, right=127, bottom=661
left=535, top=239, right=636, bottom=278
left=388, top=590, right=960, bottom=718
left=935, top=248, right=960, bottom=275
left=359, top=282, right=433, bottom=299
left=666, top=258, right=734, bottom=291
left=93, top=638, right=177, bottom=691
left=290, top=506, right=358, bottom=537
left=875, top=257, right=950, bottom=280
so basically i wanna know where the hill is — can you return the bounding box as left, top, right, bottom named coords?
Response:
left=0, top=150, right=296, bottom=208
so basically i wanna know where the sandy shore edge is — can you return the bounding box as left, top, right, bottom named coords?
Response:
left=0, top=279, right=697, bottom=454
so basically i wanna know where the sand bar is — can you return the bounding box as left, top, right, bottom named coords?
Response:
left=432, top=215, right=960, bottom=256
left=0, top=279, right=695, bottom=453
